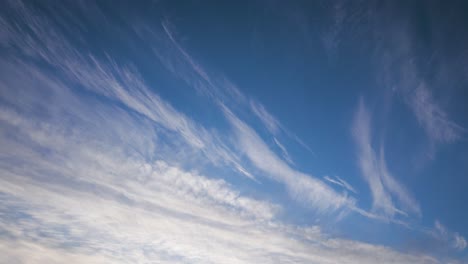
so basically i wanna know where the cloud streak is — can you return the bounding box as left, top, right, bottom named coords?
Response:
left=370, top=8, right=465, bottom=149
left=352, top=98, right=420, bottom=218
left=324, top=175, right=358, bottom=194
left=409, top=84, right=464, bottom=144
left=156, top=19, right=315, bottom=156
left=223, top=106, right=354, bottom=213
left=433, top=220, right=467, bottom=251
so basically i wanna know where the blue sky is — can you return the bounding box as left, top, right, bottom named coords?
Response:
left=1, top=0, right=468, bottom=263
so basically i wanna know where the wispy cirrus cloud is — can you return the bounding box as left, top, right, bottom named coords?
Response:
left=409, top=83, right=464, bottom=144
left=352, top=98, right=420, bottom=219
left=273, top=137, right=295, bottom=165
left=0, top=92, right=441, bottom=263
left=0, top=38, right=441, bottom=263
left=0, top=1, right=461, bottom=263
left=250, top=99, right=315, bottom=155
left=138, top=17, right=357, bottom=216
left=1, top=0, right=351, bottom=223
left=324, top=175, right=358, bottom=194
left=370, top=9, right=465, bottom=150
left=0, top=1, right=257, bottom=181
left=321, top=1, right=464, bottom=150
left=250, top=99, right=281, bottom=135
left=433, top=220, right=467, bottom=251
left=156, top=19, right=315, bottom=156
left=134, top=16, right=349, bottom=213
left=0, top=55, right=279, bottom=262
left=223, top=106, right=354, bottom=213
left=381, top=53, right=464, bottom=148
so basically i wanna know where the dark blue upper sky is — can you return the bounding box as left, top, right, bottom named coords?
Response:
left=1, top=0, right=468, bottom=263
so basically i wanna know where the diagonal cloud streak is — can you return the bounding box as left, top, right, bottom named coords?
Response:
left=352, top=98, right=421, bottom=218
left=324, top=175, right=358, bottom=194
left=223, top=106, right=354, bottom=213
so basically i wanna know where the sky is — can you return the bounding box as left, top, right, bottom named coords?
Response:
left=1, top=0, right=468, bottom=263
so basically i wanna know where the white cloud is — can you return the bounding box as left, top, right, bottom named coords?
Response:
left=134, top=16, right=350, bottom=214
left=223, top=106, right=354, bottom=213
left=453, top=233, right=467, bottom=251
left=0, top=240, right=114, bottom=264
left=249, top=99, right=315, bottom=155
left=0, top=0, right=432, bottom=226
left=250, top=100, right=281, bottom=135
left=0, top=3, right=257, bottom=181
left=0, top=1, right=326, bottom=227
left=152, top=19, right=315, bottom=156
left=273, top=137, right=295, bottom=165
left=352, top=98, right=420, bottom=218
left=0, top=176, right=441, bottom=264
left=0, top=94, right=440, bottom=263
left=434, top=220, right=448, bottom=236
left=433, top=220, right=467, bottom=251
left=373, top=18, right=464, bottom=148
left=410, top=84, right=463, bottom=144
left=324, top=175, right=358, bottom=194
